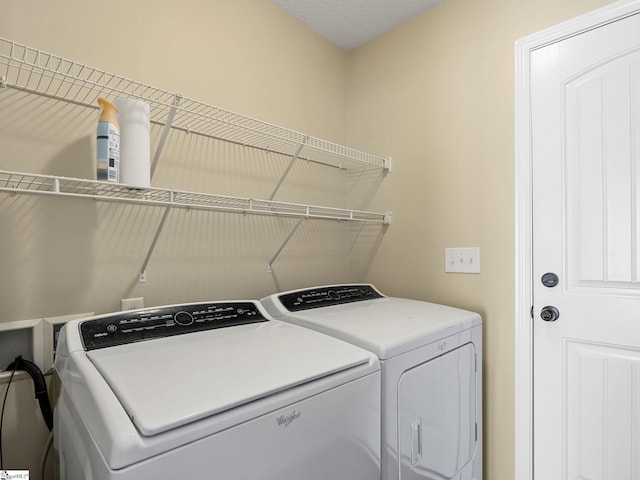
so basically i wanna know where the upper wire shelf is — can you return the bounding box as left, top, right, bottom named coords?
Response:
left=0, top=170, right=391, bottom=224
left=0, top=37, right=391, bottom=172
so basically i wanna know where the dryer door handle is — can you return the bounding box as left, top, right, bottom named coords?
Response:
left=411, top=419, right=423, bottom=465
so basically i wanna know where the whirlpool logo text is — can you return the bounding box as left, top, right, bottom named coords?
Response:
left=276, top=410, right=301, bottom=427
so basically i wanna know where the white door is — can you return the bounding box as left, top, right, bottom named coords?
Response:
left=531, top=12, right=640, bottom=479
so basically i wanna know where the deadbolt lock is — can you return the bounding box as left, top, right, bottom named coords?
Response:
left=541, top=272, right=559, bottom=288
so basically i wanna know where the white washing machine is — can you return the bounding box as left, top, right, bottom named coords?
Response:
left=54, top=300, right=381, bottom=480
left=261, top=284, right=482, bottom=480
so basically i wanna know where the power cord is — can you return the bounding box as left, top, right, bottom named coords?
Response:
left=0, top=356, right=53, bottom=470
left=40, top=431, right=54, bottom=479
left=5, top=357, right=53, bottom=431
left=0, top=356, right=20, bottom=468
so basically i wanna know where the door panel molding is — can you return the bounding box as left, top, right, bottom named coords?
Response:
left=565, top=56, right=640, bottom=290
left=565, top=339, right=640, bottom=479
left=515, top=2, right=640, bottom=479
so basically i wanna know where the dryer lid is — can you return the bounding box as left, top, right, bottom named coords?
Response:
left=268, top=294, right=481, bottom=359
left=87, top=320, right=373, bottom=436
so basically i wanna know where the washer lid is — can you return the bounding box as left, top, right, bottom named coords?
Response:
left=269, top=295, right=481, bottom=360
left=87, top=320, right=373, bottom=436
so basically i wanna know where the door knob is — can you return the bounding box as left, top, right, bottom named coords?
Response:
left=540, top=306, right=560, bottom=322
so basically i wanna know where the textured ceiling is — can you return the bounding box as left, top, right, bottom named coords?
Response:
left=270, top=0, right=446, bottom=51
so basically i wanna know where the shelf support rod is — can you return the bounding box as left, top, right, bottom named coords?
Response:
left=268, top=135, right=309, bottom=201
left=150, top=94, right=182, bottom=180
left=267, top=217, right=305, bottom=273
left=139, top=192, right=174, bottom=282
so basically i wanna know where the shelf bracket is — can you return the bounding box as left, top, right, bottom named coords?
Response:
left=139, top=192, right=174, bottom=282
left=269, top=135, right=309, bottom=200
left=150, top=94, right=182, bottom=180
left=267, top=217, right=305, bottom=273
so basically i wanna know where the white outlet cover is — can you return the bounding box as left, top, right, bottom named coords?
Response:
left=121, top=297, right=144, bottom=311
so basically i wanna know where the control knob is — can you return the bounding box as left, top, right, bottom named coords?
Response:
left=328, top=290, right=340, bottom=300
left=174, top=311, right=194, bottom=326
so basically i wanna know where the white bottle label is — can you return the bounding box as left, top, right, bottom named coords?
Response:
left=97, top=122, right=120, bottom=182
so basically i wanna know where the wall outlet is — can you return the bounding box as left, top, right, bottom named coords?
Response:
left=121, top=297, right=144, bottom=311
left=445, top=247, right=480, bottom=274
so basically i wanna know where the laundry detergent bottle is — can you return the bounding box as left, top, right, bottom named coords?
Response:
left=96, top=97, right=120, bottom=182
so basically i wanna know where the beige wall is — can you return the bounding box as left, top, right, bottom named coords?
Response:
left=0, top=0, right=621, bottom=478
left=347, top=0, right=615, bottom=478
left=1, top=0, right=348, bottom=137
left=0, top=0, right=357, bottom=323
left=0, top=1, right=352, bottom=476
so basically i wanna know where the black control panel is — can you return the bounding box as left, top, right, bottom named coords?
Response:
left=278, top=285, right=383, bottom=312
left=80, top=302, right=267, bottom=351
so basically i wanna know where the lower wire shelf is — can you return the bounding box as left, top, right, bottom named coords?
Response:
left=0, top=170, right=391, bottom=277
left=0, top=170, right=390, bottom=223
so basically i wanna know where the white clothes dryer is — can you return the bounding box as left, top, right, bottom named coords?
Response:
left=54, top=300, right=381, bottom=480
left=261, top=284, right=482, bottom=480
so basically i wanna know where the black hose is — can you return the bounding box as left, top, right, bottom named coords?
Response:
left=5, top=357, right=53, bottom=432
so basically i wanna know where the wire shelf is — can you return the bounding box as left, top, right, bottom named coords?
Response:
left=0, top=170, right=390, bottom=224
left=0, top=37, right=391, bottom=171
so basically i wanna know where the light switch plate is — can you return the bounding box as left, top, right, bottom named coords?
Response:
left=445, top=247, right=480, bottom=274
